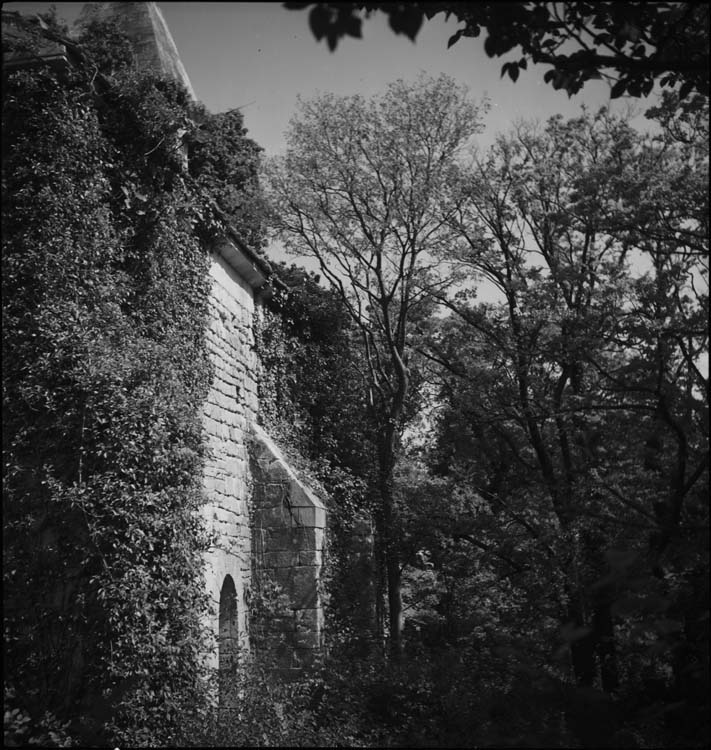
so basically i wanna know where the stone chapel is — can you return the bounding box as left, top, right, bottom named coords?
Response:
left=3, top=1, right=326, bottom=680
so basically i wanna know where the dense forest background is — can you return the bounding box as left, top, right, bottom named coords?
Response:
left=3, top=5, right=709, bottom=748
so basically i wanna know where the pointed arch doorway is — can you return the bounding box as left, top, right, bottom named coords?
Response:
left=218, top=574, right=239, bottom=710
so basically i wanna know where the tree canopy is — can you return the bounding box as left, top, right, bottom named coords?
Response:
left=262, top=77, right=708, bottom=745
left=265, top=73, right=488, bottom=655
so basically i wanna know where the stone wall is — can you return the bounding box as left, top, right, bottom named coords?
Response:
left=250, top=424, right=326, bottom=669
left=202, top=251, right=258, bottom=671
left=201, top=251, right=326, bottom=682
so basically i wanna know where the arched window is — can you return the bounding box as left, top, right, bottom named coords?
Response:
left=218, top=575, right=238, bottom=708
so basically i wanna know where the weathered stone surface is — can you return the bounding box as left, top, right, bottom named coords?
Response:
left=260, top=551, right=299, bottom=568
left=75, top=2, right=196, bottom=98
left=294, top=608, right=323, bottom=650
left=298, top=549, right=322, bottom=566
left=291, top=566, right=319, bottom=609
left=200, top=253, right=259, bottom=671
left=250, top=423, right=326, bottom=666
left=289, top=504, right=326, bottom=529
left=297, top=527, right=325, bottom=552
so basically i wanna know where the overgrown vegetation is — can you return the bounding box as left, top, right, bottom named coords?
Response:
left=2, top=12, right=264, bottom=746
left=3, top=7, right=708, bottom=750
left=260, top=81, right=708, bottom=747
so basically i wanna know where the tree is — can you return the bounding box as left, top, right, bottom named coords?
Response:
left=418, top=105, right=708, bottom=744
left=285, top=2, right=709, bottom=99
left=264, top=73, right=487, bottom=656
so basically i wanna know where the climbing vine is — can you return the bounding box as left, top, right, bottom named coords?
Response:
left=2, top=14, right=264, bottom=747
left=253, top=264, right=385, bottom=657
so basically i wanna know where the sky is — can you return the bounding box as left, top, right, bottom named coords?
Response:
left=4, top=2, right=668, bottom=296
left=5, top=1, right=657, bottom=156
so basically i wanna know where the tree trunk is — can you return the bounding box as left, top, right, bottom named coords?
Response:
left=378, top=426, right=404, bottom=658
left=385, top=531, right=403, bottom=658
left=373, top=525, right=387, bottom=651
left=571, top=628, right=596, bottom=687
left=593, top=591, right=619, bottom=693
left=379, top=469, right=404, bottom=658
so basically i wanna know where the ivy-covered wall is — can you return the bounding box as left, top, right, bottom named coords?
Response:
left=3, top=8, right=330, bottom=744
left=2, top=59, right=215, bottom=747
left=0, top=8, right=324, bottom=746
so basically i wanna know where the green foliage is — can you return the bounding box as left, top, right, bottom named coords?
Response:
left=257, top=74, right=708, bottom=750
left=266, top=73, right=489, bottom=654
left=188, top=107, right=267, bottom=249
left=287, top=2, right=709, bottom=99
left=256, top=263, right=375, bottom=479
left=2, top=16, right=264, bottom=747
left=75, top=18, right=135, bottom=76
left=4, top=684, right=73, bottom=748
left=248, top=101, right=707, bottom=747
left=411, top=105, right=709, bottom=747
left=254, top=262, right=382, bottom=655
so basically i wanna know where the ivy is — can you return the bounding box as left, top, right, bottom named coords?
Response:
left=254, top=263, right=386, bottom=662
left=2, top=17, right=265, bottom=747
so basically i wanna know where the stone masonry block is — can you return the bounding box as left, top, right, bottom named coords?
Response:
left=256, top=503, right=291, bottom=527
left=290, top=505, right=326, bottom=529
left=292, top=647, right=318, bottom=667
left=298, top=549, right=322, bottom=566
left=256, top=527, right=300, bottom=552
left=296, top=527, right=324, bottom=552
left=261, top=551, right=298, bottom=568
left=291, top=566, right=318, bottom=609
left=294, top=607, right=321, bottom=633
left=248, top=422, right=326, bottom=665
left=264, top=483, right=288, bottom=504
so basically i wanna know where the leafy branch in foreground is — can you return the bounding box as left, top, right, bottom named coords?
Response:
left=285, top=2, right=709, bottom=99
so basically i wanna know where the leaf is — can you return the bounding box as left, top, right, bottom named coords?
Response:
left=344, top=14, right=361, bottom=39
left=621, top=22, right=640, bottom=43
left=552, top=71, right=568, bottom=90
left=610, top=596, right=638, bottom=617
left=484, top=34, right=497, bottom=57
left=678, top=80, right=694, bottom=100
left=610, top=79, right=627, bottom=98
left=653, top=617, right=683, bottom=635
left=388, top=6, right=424, bottom=41
left=604, top=548, right=637, bottom=569
left=308, top=5, right=330, bottom=42
left=448, top=29, right=464, bottom=49
left=594, top=32, right=614, bottom=45
left=531, top=5, right=550, bottom=26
